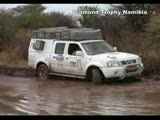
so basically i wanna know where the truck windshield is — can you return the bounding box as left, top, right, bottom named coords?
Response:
left=82, top=41, right=114, bottom=55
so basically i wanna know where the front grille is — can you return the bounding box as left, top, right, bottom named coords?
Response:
left=121, top=59, right=136, bottom=65
left=125, top=64, right=138, bottom=73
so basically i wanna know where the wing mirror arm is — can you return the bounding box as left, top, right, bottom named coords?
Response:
left=75, top=51, right=84, bottom=57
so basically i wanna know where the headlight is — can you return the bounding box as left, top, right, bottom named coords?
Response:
left=106, top=61, right=122, bottom=67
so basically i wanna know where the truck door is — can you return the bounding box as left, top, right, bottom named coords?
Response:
left=51, top=41, right=66, bottom=73
left=64, top=43, right=85, bottom=76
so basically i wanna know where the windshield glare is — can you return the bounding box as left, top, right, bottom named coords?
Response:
left=82, top=41, right=114, bottom=55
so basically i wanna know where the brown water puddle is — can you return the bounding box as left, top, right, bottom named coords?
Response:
left=0, top=75, right=159, bottom=115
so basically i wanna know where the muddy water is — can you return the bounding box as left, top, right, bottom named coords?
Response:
left=0, top=75, right=160, bottom=115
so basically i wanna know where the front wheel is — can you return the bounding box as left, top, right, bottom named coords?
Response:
left=87, top=67, right=104, bottom=84
left=37, top=64, right=48, bottom=80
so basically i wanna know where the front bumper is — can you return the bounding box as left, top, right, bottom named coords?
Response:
left=101, top=64, right=144, bottom=80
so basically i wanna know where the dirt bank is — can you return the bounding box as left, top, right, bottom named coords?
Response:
left=0, top=65, right=36, bottom=77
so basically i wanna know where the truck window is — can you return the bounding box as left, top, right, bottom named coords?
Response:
left=68, top=43, right=81, bottom=56
left=33, top=40, right=45, bottom=50
left=55, top=43, right=65, bottom=54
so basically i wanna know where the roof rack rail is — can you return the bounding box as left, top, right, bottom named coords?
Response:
left=32, top=27, right=103, bottom=41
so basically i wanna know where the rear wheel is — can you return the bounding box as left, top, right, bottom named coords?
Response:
left=37, top=64, right=48, bottom=80
left=87, top=67, right=104, bottom=84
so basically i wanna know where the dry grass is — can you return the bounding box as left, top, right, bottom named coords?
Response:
left=0, top=48, right=28, bottom=68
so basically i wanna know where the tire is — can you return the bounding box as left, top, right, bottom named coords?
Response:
left=87, top=67, right=104, bottom=84
left=37, top=64, right=48, bottom=80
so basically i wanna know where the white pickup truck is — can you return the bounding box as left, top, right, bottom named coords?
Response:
left=28, top=27, right=144, bottom=83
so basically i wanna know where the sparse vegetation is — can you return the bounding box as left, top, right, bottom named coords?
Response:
left=78, top=4, right=160, bottom=75
left=0, top=4, right=159, bottom=75
left=0, top=4, right=77, bottom=67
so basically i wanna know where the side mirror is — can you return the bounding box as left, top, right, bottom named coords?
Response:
left=75, top=51, right=83, bottom=56
left=113, top=46, right=118, bottom=51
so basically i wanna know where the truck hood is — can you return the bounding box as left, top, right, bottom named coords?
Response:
left=91, top=52, right=139, bottom=61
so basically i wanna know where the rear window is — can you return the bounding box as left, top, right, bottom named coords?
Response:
left=33, top=40, right=45, bottom=50
left=55, top=43, right=65, bottom=54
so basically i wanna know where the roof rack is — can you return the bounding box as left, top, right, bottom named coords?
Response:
left=32, top=27, right=103, bottom=41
